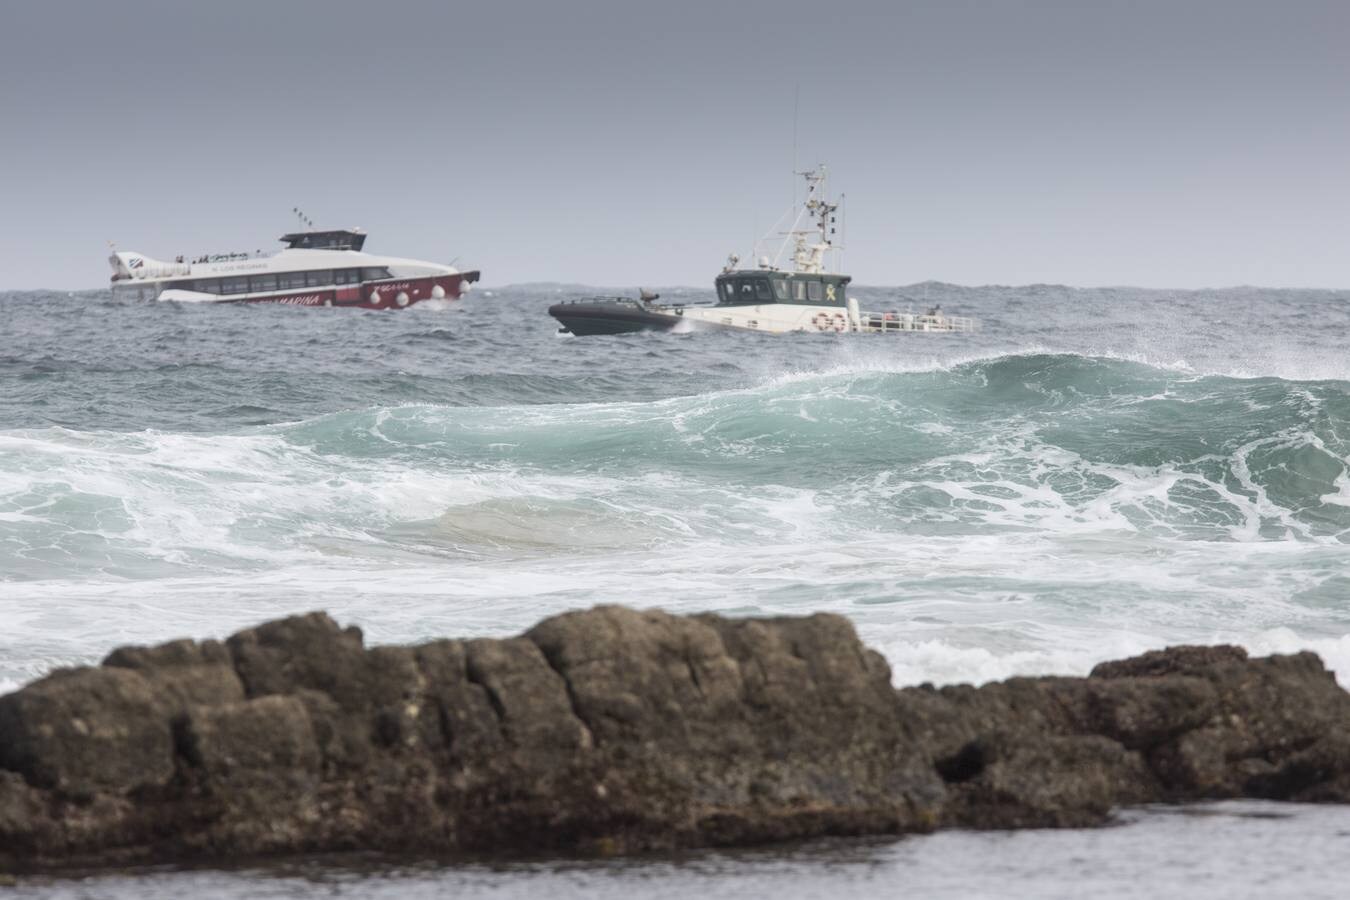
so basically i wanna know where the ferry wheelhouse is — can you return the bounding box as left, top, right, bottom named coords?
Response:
left=550, top=165, right=975, bottom=336
left=109, top=227, right=479, bottom=309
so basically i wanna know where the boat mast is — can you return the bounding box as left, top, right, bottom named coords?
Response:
left=789, top=165, right=839, bottom=274
left=792, top=84, right=800, bottom=213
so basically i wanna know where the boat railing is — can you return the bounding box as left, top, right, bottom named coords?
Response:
left=857, top=310, right=977, bottom=333
left=557, top=296, right=646, bottom=307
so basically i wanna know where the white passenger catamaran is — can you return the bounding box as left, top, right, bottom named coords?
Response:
left=108, top=214, right=479, bottom=309
left=550, top=165, right=975, bottom=336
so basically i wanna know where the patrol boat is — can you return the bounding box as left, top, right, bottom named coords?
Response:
left=550, top=165, right=975, bottom=336
left=108, top=212, right=479, bottom=309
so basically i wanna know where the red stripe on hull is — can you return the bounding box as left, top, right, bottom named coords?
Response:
left=230, top=271, right=481, bottom=309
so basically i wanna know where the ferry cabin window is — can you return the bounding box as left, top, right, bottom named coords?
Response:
left=305, top=270, right=332, bottom=287
left=278, top=272, right=306, bottom=289
left=334, top=269, right=359, bottom=285
left=719, top=281, right=735, bottom=302
left=755, top=280, right=772, bottom=302
left=193, top=279, right=221, bottom=293
left=772, top=279, right=788, bottom=301
left=738, top=281, right=756, bottom=301
left=250, top=274, right=278, bottom=292
left=807, top=281, right=823, bottom=302
left=362, top=267, right=392, bottom=281
left=793, top=280, right=807, bottom=302
left=221, top=277, right=249, bottom=294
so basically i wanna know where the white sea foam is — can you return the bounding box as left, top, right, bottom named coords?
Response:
left=4, top=288, right=1350, bottom=701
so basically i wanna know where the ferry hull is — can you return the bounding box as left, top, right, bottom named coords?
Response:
left=185, top=271, right=481, bottom=309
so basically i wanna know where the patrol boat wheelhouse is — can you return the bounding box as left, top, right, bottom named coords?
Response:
left=109, top=223, right=479, bottom=309
left=550, top=165, right=974, bottom=336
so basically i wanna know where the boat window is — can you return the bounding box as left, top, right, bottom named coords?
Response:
left=278, top=272, right=306, bottom=289
left=280, top=230, right=366, bottom=252
left=335, top=269, right=359, bottom=285
left=363, top=267, right=392, bottom=281
left=221, top=277, right=249, bottom=294
left=718, top=281, right=734, bottom=302
left=772, top=279, right=788, bottom=301
left=738, top=281, right=756, bottom=301
left=305, top=270, right=332, bottom=287
left=807, top=281, right=823, bottom=302
left=250, top=274, right=278, bottom=292
left=191, top=279, right=219, bottom=293
left=755, top=280, right=772, bottom=301
left=793, top=280, right=807, bottom=302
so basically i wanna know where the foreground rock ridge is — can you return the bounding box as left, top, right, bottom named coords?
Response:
left=3, top=607, right=1350, bottom=870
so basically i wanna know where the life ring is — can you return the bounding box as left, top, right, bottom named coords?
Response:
left=832, top=313, right=847, bottom=333
left=812, top=312, right=831, bottom=332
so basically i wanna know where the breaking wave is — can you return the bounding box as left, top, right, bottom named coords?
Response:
left=4, top=285, right=1350, bottom=693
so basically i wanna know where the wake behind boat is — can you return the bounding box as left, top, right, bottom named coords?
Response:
left=550, top=166, right=975, bottom=336
left=108, top=216, right=479, bottom=309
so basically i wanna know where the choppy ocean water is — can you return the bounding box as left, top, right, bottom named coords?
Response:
left=3, top=282, right=1350, bottom=894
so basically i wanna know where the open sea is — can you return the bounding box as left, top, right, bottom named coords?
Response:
left=3, top=282, right=1350, bottom=896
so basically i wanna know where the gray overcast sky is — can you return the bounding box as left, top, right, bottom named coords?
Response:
left=2, top=0, right=1348, bottom=289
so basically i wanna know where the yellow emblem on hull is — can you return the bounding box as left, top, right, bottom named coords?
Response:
left=825, top=284, right=836, bottom=302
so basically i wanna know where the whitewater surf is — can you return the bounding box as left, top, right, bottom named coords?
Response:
left=3, top=283, right=1349, bottom=696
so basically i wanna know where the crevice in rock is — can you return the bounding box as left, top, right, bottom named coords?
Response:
left=433, top=701, right=459, bottom=759
left=529, top=640, right=599, bottom=750
left=225, top=641, right=258, bottom=701
left=463, top=658, right=507, bottom=729
left=684, top=651, right=706, bottom=700
left=936, top=740, right=988, bottom=784
left=171, top=714, right=202, bottom=769
left=435, top=648, right=470, bottom=757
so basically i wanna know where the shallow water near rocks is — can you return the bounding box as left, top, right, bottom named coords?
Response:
left=3, top=283, right=1350, bottom=892
left=9, top=802, right=1350, bottom=899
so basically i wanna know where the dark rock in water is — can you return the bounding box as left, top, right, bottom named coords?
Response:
left=1089, top=644, right=1249, bottom=679
left=1, top=607, right=1349, bottom=871
left=0, top=666, right=176, bottom=796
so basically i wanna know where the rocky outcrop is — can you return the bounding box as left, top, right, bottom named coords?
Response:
left=1, top=609, right=1349, bottom=871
